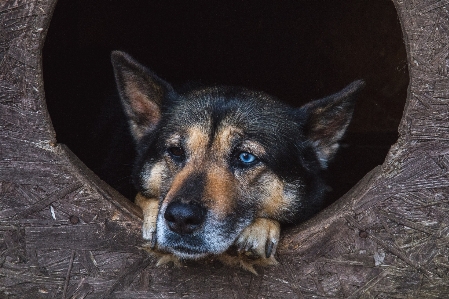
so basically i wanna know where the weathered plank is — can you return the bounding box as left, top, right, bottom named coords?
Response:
left=0, top=0, right=449, bottom=297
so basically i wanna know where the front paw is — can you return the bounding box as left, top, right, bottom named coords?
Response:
left=135, top=193, right=159, bottom=248
left=235, top=218, right=280, bottom=259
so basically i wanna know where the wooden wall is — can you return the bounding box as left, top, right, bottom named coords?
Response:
left=0, top=0, right=448, bottom=298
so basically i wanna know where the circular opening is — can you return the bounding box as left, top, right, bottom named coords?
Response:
left=43, top=0, right=408, bottom=208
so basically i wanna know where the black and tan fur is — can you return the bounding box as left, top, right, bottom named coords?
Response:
left=111, top=51, right=365, bottom=270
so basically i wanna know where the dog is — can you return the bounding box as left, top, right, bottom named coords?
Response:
left=111, top=51, right=364, bottom=270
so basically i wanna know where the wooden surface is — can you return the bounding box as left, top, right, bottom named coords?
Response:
left=1, top=0, right=449, bottom=298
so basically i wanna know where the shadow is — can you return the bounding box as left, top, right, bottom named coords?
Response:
left=43, top=0, right=409, bottom=205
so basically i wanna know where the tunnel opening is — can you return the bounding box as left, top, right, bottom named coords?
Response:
left=43, top=0, right=409, bottom=207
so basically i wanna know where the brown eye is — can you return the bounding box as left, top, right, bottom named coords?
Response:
left=168, top=146, right=184, bottom=158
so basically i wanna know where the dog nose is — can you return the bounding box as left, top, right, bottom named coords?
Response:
left=164, top=202, right=206, bottom=234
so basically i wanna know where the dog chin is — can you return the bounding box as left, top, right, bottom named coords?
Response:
left=156, top=229, right=232, bottom=259
left=167, top=247, right=210, bottom=260
left=156, top=215, right=248, bottom=259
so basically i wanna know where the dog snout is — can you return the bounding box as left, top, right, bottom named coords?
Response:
left=164, top=202, right=206, bottom=234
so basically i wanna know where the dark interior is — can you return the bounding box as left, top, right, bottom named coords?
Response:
left=43, top=0, right=408, bottom=206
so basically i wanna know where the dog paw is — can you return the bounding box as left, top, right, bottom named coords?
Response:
left=140, top=244, right=182, bottom=267
left=235, top=218, right=280, bottom=259
left=135, top=193, right=159, bottom=248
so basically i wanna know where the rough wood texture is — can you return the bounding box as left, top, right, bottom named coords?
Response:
left=0, top=0, right=448, bottom=298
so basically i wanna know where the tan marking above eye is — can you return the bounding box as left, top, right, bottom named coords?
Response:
left=238, top=140, right=266, bottom=158
left=165, top=133, right=182, bottom=146
left=186, top=126, right=210, bottom=162
left=212, top=126, right=267, bottom=163
left=212, top=126, right=243, bottom=155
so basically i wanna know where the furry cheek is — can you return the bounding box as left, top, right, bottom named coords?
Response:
left=241, top=168, right=298, bottom=221
left=140, top=161, right=167, bottom=198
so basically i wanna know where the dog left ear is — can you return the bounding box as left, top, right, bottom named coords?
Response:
left=297, top=80, right=365, bottom=168
left=111, top=51, right=175, bottom=141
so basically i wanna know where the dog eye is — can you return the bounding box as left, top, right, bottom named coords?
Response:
left=168, top=146, right=185, bottom=159
left=238, top=152, right=257, bottom=164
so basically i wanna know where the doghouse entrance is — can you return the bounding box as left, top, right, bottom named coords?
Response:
left=43, top=0, right=409, bottom=206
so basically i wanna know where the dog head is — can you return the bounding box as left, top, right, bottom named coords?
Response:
left=111, top=51, right=364, bottom=259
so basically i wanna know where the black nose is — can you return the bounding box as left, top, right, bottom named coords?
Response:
left=164, top=202, right=206, bottom=234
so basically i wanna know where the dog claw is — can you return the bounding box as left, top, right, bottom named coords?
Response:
left=265, top=240, right=274, bottom=258
left=235, top=218, right=280, bottom=260
left=156, top=254, right=181, bottom=267
left=142, top=226, right=157, bottom=248
left=237, top=242, right=246, bottom=253
left=244, top=241, right=253, bottom=253
left=149, top=230, right=157, bottom=249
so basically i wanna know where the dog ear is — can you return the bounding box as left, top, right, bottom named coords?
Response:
left=111, top=51, right=175, bottom=141
left=297, top=80, right=365, bottom=168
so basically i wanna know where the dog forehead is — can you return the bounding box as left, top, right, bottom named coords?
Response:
left=183, top=124, right=246, bottom=156
left=185, top=126, right=210, bottom=160
left=174, top=86, right=280, bottom=120
left=169, top=90, right=289, bottom=133
left=159, top=86, right=305, bottom=165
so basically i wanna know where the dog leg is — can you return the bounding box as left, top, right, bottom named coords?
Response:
left=135, top=193, right=159, bottom=248
left=136, top=193, right=181, bottom=266
left=235, top=218, right=280, bottom=259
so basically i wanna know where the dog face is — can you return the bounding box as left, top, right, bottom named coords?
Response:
left=111, top=51, right=364, bottom=259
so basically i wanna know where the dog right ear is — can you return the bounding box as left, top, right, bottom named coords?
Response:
left=111, top=51, right=174, bottom=141
left=296, top=80, right=365, bottom=169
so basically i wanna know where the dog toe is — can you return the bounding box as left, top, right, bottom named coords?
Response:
left=135, top=193, right=159, bottom=248
left=156, top=254, right=181, bottom=267
left=142, top=220, right=157, bottom=248
left=235, top=218, right=280, bottom=259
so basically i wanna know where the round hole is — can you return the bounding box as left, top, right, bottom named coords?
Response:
left=43, top=0, right=408, bottom=211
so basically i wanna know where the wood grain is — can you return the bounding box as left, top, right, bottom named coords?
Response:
left=1, top=0, right=449, bottom=298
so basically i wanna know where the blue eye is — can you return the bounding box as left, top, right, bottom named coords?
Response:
left=239, top=152, right=257, bottom=164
